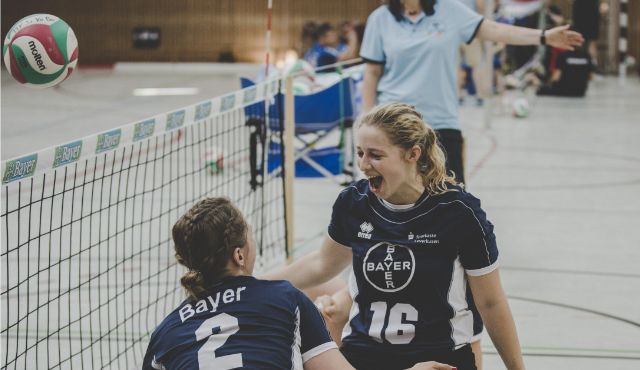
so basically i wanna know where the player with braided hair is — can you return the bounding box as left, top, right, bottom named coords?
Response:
left=143, top=197, right=455, bottom=370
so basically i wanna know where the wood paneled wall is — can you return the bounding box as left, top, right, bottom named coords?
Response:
left=2, top=0, right=637, bottom=70
left=1, top=0, right=381, bottom=64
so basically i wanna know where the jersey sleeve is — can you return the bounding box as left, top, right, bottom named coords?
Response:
left=142, top=333, right=164, bottom=370
left=449, top=0, right=484, bottom=44
left=360, top=7, right=386, bottom=63
left=295, top=290, right=337, bottom=363
left=456, top=198, right=499, bottom=276
left=327, top=190, right=350, bottom=246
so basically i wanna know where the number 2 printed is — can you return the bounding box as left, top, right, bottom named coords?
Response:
left=195, top=313, right=243, bottom=369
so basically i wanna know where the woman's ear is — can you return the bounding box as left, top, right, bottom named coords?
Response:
left=406, top=145, right=422, bottom=162
left=233, top=247, right=245, bottom=267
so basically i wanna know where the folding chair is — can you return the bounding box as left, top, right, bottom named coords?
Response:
left=240, top=77, right=356, bottom=185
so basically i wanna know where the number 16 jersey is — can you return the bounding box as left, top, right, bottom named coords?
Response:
left=329, top=180, right=499, bottom=358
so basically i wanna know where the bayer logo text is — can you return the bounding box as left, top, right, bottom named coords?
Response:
left=363, top=243, right=415, bottom=292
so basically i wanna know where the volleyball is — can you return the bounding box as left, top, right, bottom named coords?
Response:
left=512, top=97, right=530, bottom=118
left=3, top=14, right=78, bottom=88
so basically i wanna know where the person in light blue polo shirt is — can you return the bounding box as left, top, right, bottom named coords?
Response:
left=360, top=0, right=583, bottom=186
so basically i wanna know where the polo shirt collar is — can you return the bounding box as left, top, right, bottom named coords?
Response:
left=402, top=11, right=426, bottom=24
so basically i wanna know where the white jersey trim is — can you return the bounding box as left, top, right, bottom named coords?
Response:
left=291, top=307, right=304, bottom=370
left=343, top=184, right=433, bottom=211
left=466, top=260, right=499, bottom=276
left=302, top=342, right=338, bottom=363
left=380, top=198, right=415, bottom=210
left=151, top=356, right=166, bottom=370
left=342, top=269, right=360, bottom=339
left=470, top=332, right=483, bottom=343
left=448, top=257, right=474, bottom=348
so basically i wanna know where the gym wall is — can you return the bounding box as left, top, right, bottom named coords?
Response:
left=2, top=0, right=637, bottom=71
left=1, top=0, right=379, bottom=65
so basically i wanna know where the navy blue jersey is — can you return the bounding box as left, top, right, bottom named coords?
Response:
left=143, top=276, right=335, bottom=370
left=329, top=180, right=498, bottom=357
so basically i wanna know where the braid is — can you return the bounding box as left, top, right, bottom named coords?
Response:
left=172, top=198, right=247, bottom=300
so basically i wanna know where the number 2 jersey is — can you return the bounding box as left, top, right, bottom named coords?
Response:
left=142, top=276, right=336, bottom=370
left=329, top=180, right=499, bottom=357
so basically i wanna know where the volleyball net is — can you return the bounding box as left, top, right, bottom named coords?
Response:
left=1, top=79, right=289, bottom=369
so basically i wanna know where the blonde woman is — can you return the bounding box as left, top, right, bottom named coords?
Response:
left=268, top=103, right=524, bottom=370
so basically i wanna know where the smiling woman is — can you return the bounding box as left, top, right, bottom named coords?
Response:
left=356, top=103, right=452, bottom=204
left=266, top=103, right=525, bottom=370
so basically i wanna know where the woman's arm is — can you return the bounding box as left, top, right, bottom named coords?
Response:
left=468, top=269, right=525, bottom=370
left=475, top=0, right=485, bottom=15
left=477, top=21, right=584, bottom=50
left=362, top=62, right=383, bottom=114
left=338, top=29, right=361, bottom=62
left=315, top=286, right=352, bottom=345
left=263, top=236, right=352, bottom=290
left=304, top=348, right=355, bottom=370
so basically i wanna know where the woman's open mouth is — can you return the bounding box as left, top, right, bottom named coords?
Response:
left=368, top=176, right=383, bottom=192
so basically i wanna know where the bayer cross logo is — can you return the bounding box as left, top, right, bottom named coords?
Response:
left=363, top=242, right=415, bottom=292
left=358, top=221, right=374, bottom=239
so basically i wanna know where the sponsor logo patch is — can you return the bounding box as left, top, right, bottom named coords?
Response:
left=194, top=101, right=212, bottom=120
left=243, top=86, right=257, bottom=104
left=96, top=129, right=122, bottom=153
left=363, top=242, right=415, bottom=292
left=221, top=94, right=236, bottom=112
left=166, top=110, right=186, bottom=130
left=53, top=141, right=82, bottom=167
left=358, top=221, right=374, bottom=239
left=133, top=119, right=156, bottom=141
left=2, top=154, right=38, bottom=184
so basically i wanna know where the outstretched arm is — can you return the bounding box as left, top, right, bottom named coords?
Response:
left=362, top=62, right=383, bottom=114
left=477, top=21, right=584, bottom=50
left=263, top=236, right=352, bottom=290
left=468, top=269, right=525, bottom=370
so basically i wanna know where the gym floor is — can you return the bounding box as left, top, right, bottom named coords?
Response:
left=2, top=66, right=639, bottom=369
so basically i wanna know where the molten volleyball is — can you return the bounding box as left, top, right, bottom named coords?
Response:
left=3, top=14, right=78, bottom=88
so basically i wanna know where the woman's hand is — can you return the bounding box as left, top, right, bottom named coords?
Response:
left=405, top=361, right=456, bottom=370
left=315, top=289, right=351, bottom=325
left=545, top=24, right=584, bottom=50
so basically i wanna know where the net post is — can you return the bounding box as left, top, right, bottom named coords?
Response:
left=618, top=0, right=628, bottom=84
left=284, top=76, right=295, bottom=261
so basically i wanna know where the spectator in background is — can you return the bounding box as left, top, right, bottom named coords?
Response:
left=458, top=0, right=489, bottom=107
left=302, top=21, right=322, bottom=68
left=315, top=22, right=365, bottom=70
left=572, top=0, right=608, bottom=72
left=315, top=22, right=342, bottom=68
left=537, top=45, right=593, bottom=97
